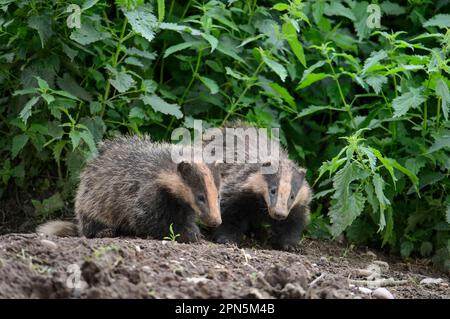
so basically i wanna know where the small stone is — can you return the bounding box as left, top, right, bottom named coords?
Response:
left=420, top=277, right=443, bottom=285
left=186, top=277, right=209, bottom=284
left=372, top=288, right=394, bottom=299
left=366, top=251, right=377, bottom=258
left=40, top=239, right=58, bottom=250
left=358, top=287, right=372, bottom=294
left=135, top=245, right=141, bottom=253
left=245, top=288, right=265, bottom=299
left=142, top=266, right=151, bottom=273
left=319, top=256, right=328, bottom=263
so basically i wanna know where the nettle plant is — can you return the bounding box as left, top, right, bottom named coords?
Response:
left=0, top=0, right=449, bottom=268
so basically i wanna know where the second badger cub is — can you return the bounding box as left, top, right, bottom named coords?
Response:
left=40, top=136, right=221, bottom=242
left=213, top=127, right=312, bottom=250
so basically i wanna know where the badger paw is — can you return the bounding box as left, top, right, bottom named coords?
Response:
left=179, top=228, right=203, bottom=243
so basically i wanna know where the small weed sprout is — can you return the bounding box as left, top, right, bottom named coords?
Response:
left=163, top=223, right=180, bottom=242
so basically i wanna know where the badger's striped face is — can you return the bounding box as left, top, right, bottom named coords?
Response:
left=156, top=162, right=221, bottom=227
left=243, top=162, right=305, bottom=220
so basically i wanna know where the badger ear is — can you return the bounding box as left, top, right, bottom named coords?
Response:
left=293, top=168, right=306, bottom=182
left=177, top=161, right=193, bottom=176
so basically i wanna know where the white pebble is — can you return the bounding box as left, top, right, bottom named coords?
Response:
left=420, top=277, right=443, bottom=285
left=372, top=288, right=394, bottom=299
left=186, top=277, right=209, bottom=284
left=135, top=245, right=141, bottom=253
left=40, top=239, right=58, bottom=250
left=141, top=266, right=151, bottom=273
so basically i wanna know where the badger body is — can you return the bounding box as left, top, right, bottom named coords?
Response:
left=210, top=124, right=312, bottom=250
left=37, top=136, right=221, bottom=242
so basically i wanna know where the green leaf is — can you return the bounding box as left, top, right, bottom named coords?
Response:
left=157, top=0, right=165, bottom=22
left=109, top=71, right=136, bottom=93
left=282, top=21, right=306, bottom=67
left=129, top=106, right=146, bottom=119
left=80, top=130, right=98, bottom=157
left=297, top=73, right=330, bottom=89
left=69, top=130, right=81, bottom=150
left=201, top=33, right=219, bottom=52
left=11, top=134, right=29, bottom=159
left=365, top=74, right=388, bottom=94
left=28, top=15, right=53, bottom=48
left=329, top=191, right=366, bottom=237
left=142, top=94, right=183, bottom=119
left=400, top=241, right=414, bottom=257
left=262, top=55, right=287, bottom=82
left=380, top=1, right=406, bottom=16
left=296, top=105, right=344, bottom=118
left=163, top=41, right=198, bottom=58
left=324, top=2, right=356, bottom=21
left=216, top=43, right=246, bottom=64
left=435, top=78, right=449, bottom=121
left=362, top=50, right=388, bottom=74
left=273, top=3, right=290, bottom=11
left=423, top=14, right=450, bottom=29
left=392, top=87, right=426, bottom=117
left=428, top=132, right=450, bottom=153
left=372, top=173, right=390, bottom=231
left=70, top=21, right=110, bottom=45
left=269, top=83, right=296, bottom=109
left=198, top=76, right=219, bottom=94
left=123, top=4, right=157, bottom=43
left=82, top=0, right=99, bottom=11
left=19, top=96, right=40, bottom=124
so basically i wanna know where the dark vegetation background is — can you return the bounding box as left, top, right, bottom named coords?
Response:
left=0, top=0, right=449, bottom=270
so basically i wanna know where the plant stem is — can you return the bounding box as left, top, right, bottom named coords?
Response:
left=221, top=61, right=265, bottom=125
left=101, top=17, right=128, bottom=117
left=327, top=59, right=355, bottom=128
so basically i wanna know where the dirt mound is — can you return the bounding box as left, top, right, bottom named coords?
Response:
left=0, top=234, right=448, bottom=298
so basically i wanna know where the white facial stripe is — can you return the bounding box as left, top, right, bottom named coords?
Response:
left=275, top=163, right=292, bottom=212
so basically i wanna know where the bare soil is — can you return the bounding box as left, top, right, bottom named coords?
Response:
left=0, top=233, right=448, bottom=299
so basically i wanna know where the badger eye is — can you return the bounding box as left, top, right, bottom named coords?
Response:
left=270, top=188, right=276, bottom=195
left=290, top=195, right=294, bottom=200
left=197, top=194, right=206, bottom=203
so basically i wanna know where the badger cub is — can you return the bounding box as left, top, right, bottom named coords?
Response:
left=213, top=126, right=312, bottom=250
left=38, top=136, right=221, bottom=242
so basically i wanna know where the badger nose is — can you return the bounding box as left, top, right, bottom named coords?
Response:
left=271, top=208, right=287, bottom=220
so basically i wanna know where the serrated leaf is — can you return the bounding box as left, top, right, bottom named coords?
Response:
left=70, top=22, right=110, bottom=45
left=428, top=132, right=450, bottom=153
left=80, top=130, right=98, bottom=157
left=373, top=173, right=390, bottom=231
left=109, top=71, right=136, bottom=93
left=324, top=2, right=356, bottom=21
left=125, top=56, right=144, bottom=67
left=435, top=78, right=449, bottom=121
left=282, top=21, right=306, bottom=67
left=28, top=15, right=53, bottom=48
left=423, top=14, right=450, bottom=29
left=19, top=96, right=40, bottom=124
left=159, top=22, right=201, bottom=35
left=360, top=146, right=377, bottom=171
left=129, top=106, right=146, bottom=119
left=198, top=76, right=219, bottom=94
left=392, top=87, right=426, bottom=117
left=82, top=0, right=99, bottom=11
left=127, top=47, right=157, bottom=60
left=380, top=1, right=406, bottom=16
left=216, top=43, right=246, bottom=64
left=262, top=55, right=287, bottom=82
left=123, top=4, right=157, bottom=43
left=365, top=74, right=388, bottom=94
left=329, top=191, right=366, bottom=237
left=69, top=130, right=81, bottom=150
left=201, top=33, right=219, bottom=52
left=142, top=94, right=183, bottom=119
left=57, top=73, right=92, bottom=101
left=269, top=83, right=296, bottom=109
left=362, top=50, right=387, bottom=74
left=297, top=73, right=330, bottom=89
left=11, top=134, right=29, bottom=159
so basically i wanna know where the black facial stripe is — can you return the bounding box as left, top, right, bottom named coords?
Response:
left=263, top=172, right=280, bottom=206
